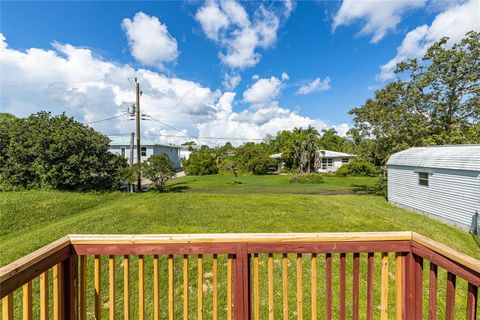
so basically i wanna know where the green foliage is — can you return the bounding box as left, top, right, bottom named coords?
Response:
left=233, top=142, right=275, bottom=175
left=349, top=31, right=480, bottom=165
left=374, top=174, right=388, bottom=199
left=183, top=146, right=219, bottom=175
left=289, top=173, right=324, bottom=184
left=143, top=154, right=175, bottom=191
left=336, top=160, right=378, bottom=177
left=0, top=112, right=126, bottom=191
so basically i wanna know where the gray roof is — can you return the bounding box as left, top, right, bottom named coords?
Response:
left=387, top=145, right=480, bottom=171
left=317, top=150, right=356, bottom=158
left=108, top=135, right=180, bottom=149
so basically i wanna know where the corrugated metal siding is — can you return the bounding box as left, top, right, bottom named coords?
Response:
left=388, top=165, right=480, bottom=229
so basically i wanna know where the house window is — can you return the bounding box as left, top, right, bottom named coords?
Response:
left=121, top=148, right=126, bottom=157
left=141, top=147, right=147, bottom=157
left=418, top=172, right=429, bottom=186
left=341, top=158, right=349, bottom=164
left=322, top=158, right=333, bottom=167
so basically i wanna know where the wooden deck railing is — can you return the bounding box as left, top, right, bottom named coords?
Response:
left=0, top=232, right=478, bottom=319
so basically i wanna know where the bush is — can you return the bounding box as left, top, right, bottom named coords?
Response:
left=289, top=173, right=324, bottom=184
left=143, top=154, right=175, bottom=191
left=336, top=159, right=378, bottom=177
left=183, top=147, right=219, bottom=175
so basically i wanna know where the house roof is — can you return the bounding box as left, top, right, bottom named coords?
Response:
left=386, top=145, right=480, bottom=171
left=317, top=150, right=356, bottom=158
left=107, top=135, right=180, bottom=149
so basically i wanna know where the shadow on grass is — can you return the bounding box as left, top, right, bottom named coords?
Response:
left=351, top=184, right=376, bottom=195
left=471, top=233, right=480, bottom=252
left=163, top=185, right=191, bottom=193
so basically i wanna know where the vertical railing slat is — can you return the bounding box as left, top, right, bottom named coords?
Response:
left=154, top=255, right=159, bottom=320
left=227, top=254, right=233, bottom=320
left=80, top=256, right=87, bottom=320
left=123, top=255, right=130, bottom=320
left=62, top=255, right=78, bottom=320
left=53, top=263, right=62, bottom=320
left=138, top=255, right=144, bottom=320
left=168, top=255, right=174, bottom=320
left=381, top=252, right=389, bottom=320
left=268, top=253, right=274, bottom=320
left=311, top=253, right=317, bottom=320
left=282, top=253, right=288, bottom=320
left=352, top=253, right=360, bottom=320
left=325, top=253, right=332, bottom=320
left=414, top=255, right=423, bottom=320
left=253, top=253, right=259, bottom=320
left=395, top=253, right=403, bottom=320
left=366, top=253, right=374, bottom=320
left=445, top=272, right=456, bottom=320
left=109, top=255, right=115, bottom=320
left=428, top=263, right=437, bottom=320
left=2, top=294, right=13, bottom=320
left=183, top=255, right=188, bottom=320
left=23, top=282, right=32, bottom=320
left=466, top=283, right=478, bottom=320
left=296, top=253, right=302, bottom=320
left=212, top=254, right=218, bottom=320
left=40, top=271, right=49, bottom=320
left=339, top=253, right=346, bottom=320
left=94, top=255, right=101, bottom=320
left=198, top=254, right=203, bottom=320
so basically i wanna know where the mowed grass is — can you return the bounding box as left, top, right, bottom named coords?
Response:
left=1, top=175, right=479, bottom=319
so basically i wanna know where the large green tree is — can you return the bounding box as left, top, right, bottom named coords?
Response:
left=349, top=31, right=480, bottom=165
left=0, top=112, right=126, bottom=191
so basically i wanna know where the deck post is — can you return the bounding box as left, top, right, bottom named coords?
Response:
left=405, top=250, right=416, bottom=320
left=62, top=254, right=78, bottom=320
left=233, top=243, right=251, bottom=320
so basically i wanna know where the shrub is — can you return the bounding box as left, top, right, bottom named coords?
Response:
left=183, top=147, right=219, bottom=175
left=143, top=154, right=175, bottom=191
left=336, top=159, right=378, bottom=177
left=289, top=173, right=324, bottom=184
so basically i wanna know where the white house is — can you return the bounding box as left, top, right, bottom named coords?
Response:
left=108, top=135, right=181, bottom=168
left=387, top=145, right=480, bottom=232
left=316, top=150, right=356, bottom=172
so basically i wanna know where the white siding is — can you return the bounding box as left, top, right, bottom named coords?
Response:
left=388, top=165, right=480, bottom=230
left=109, top=145, right=180, bottom=168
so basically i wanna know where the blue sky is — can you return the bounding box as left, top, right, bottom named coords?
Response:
left=1, top=0, right=479, bottom=145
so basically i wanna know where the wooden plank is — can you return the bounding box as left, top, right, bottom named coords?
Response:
left=282, top=254, right=288, bottom=320
left=428, top=263, right=437, bottom=320
left=466, top=282, right=477, bottom=320
left=154, top=255, right=159, bottom=320
left=123, top=255, right=130, bottom=320
left=325, top=253, right=332, bottom=320
left=253, top=254, right=259, bottom=320
left=183, top=255, right=188, bottom=320
left=311, top=254, right=317, bottom=320
left=198, top=254, right=203, bottom=320
left=138, top=255, right=144, bottom=320
left=233, top=244, right=250, bottom=320
left=227, top=254, right=232, bottom=320
left=381, top=252, right=389, bottom=320
left=268, top=253, right=274, bottom=320
left=109, top=256, right=115, bottom=320
left=352, top=253, right=359, bottom=320
left=339, top=253, right=346, bottom=320
left=22, top=282, right=32, bottom=320
left=212, top=254, right=218, bottom=320
left=366, top=253, right=374, bottom=320
left=2, top=294, right=13, bottom=320
left=168, top=255, right=174, bottom=320
left=94, top=255, right=101, bottom=320
left=40, top=271, right=49, bottom=320
left=445, top=272, right=456, bottom=320
left=395, top=253, right=403, bottom=320
left=414, top=255, right=423, bottom=320
left=80, top=256, right=87, bottom=320
left=405, top=252, right=416, bottom=320
left=53, top=263, right=62, bottom=320
left=296, top=253, right=302, bottom=320
left=62, top=255, right=78, bottom=320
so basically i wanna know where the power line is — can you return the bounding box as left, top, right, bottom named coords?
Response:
left=0, top=79, right=106, bottom=87
left=84, top=113, right=128, bottom=125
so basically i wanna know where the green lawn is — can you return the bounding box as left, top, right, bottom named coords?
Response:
left=1, top=174, right=479, bottom=319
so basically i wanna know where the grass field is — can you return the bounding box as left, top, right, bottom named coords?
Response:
left=1, top=174, right=479, bottom=319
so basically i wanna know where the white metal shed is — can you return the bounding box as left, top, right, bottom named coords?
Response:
left=386, top=145, right=480, bottom=232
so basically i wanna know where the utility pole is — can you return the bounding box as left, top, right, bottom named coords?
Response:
left=135, top=78, right=141, bottom=191
left=129, top=132, right=134, bottom=193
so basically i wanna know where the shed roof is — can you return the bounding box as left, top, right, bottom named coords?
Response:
left=317, top=150, right=356, bottom=158
left=107, top=135, right=180, bottom=149
left=387, top=145, right=480, bottom=171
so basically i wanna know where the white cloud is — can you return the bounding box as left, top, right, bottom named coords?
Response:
left=333, top=0, right=426, bottom=43
left=222, top=73, right=241, bottom=90
left=121, top=12, right=179, bottom=68
left=296, top=77, right=331, bottom=95
left=195, top=0, right=291, bottom=69
left=379, top=0, right=480, bottom=80
left=243, top=75, right=285, bottom=105
left=281, top=72, right=289, bottom=80
left=0, top=35, right=348, bottom=147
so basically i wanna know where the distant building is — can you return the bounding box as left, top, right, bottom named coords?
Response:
left=315, top=150, right=356, bottom=172
left=387, top=145, right=480, bottom=232
left=107, top=135, right=181, bottom=168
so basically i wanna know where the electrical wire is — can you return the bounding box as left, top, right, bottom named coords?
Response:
left=84, top=113, right=129, bottom=125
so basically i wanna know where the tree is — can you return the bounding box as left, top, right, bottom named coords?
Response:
left=350, top=31, right=480, bottom=165
left=0, top=112, right=126, bottom=191
left=183, top=146, right=219, bottom=175
left=222, top=158, right=240, bottom=183
left=143, top=154, right=175, bottom=191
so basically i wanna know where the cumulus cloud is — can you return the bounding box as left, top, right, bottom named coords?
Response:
left=195, top=0, right=291, bottom=69
left=122, top=12, right=179, bottom=68
left=0, top=35, right=348, bottom=146
left=333, top=0, right=426, bottom=43
left=379, top=0, right=480, bottom=80
left=222, top=73, right=241, bottom=90
left=296, top=77, right=331, bottom=95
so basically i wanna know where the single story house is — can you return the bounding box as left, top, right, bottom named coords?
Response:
left=387, top=145, right=480, bottom=232
left=316, top=150, right=356, bottom=172
left=108, top=135, right=181, bottom=168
